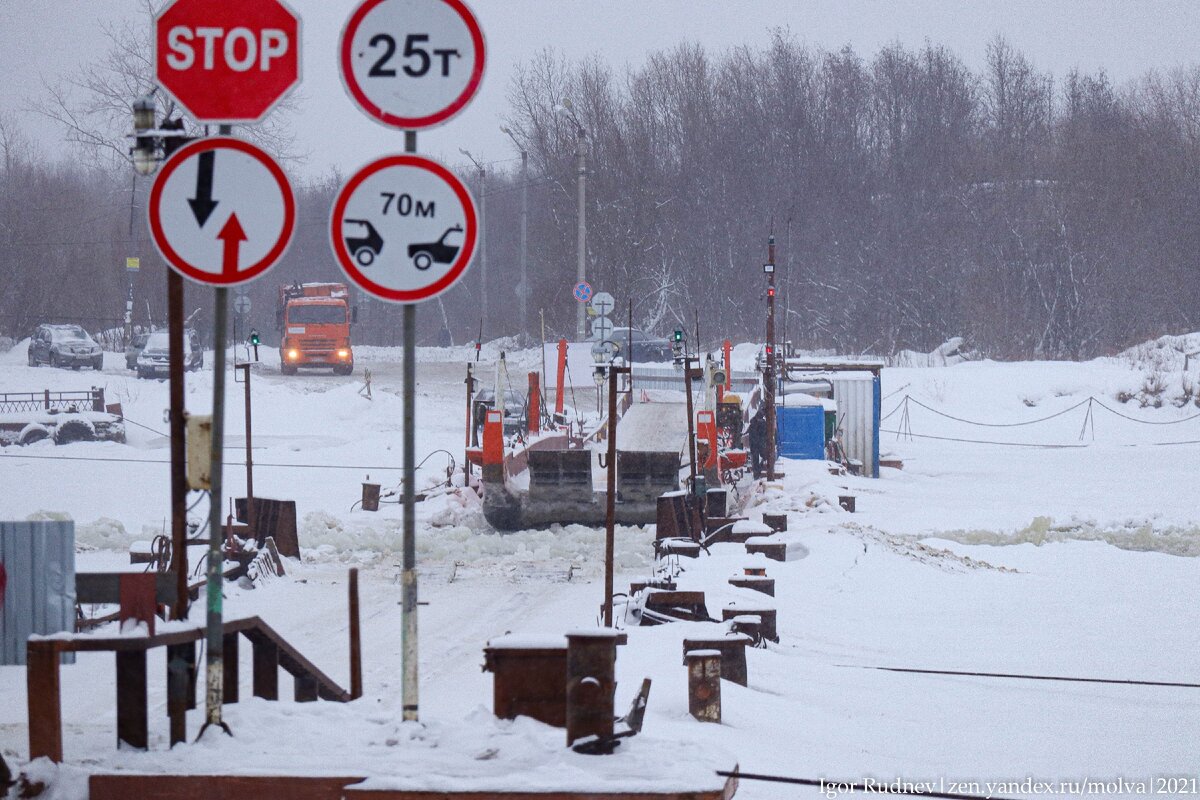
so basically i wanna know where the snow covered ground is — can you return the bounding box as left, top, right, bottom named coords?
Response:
left=1, top=339, right=1199, bottom=798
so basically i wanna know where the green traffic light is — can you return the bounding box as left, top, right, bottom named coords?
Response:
left=250, top=330, right=260, bottom=346
left=673, top=330, right=683, bottom=342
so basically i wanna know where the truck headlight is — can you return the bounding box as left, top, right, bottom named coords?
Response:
left=337, top=349, right=350, bottom=359
left=287, top=349, right=300, bottom=360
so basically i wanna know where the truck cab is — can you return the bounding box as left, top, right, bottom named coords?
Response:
left=277, top=283, right=355, bottom=375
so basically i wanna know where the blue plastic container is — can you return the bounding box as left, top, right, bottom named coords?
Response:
left=776, top=405, right=825, bottom=460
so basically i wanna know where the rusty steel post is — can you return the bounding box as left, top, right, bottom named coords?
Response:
left=686, top=650, right=721, bottom=722
left=555, top=338, right=567, bottom=416
left=240, top=363, right=255, bottom=537
left=349, top=568, right=362, bottom=700
left=528, top=371, right=540, bottom=435
left=603, top=367, right=617, bottom=627
left=565, top=630, right=618, bottom=746
left=168, top=269, right=188, bottom=620
left=27, top=640, right=63, bottom=762
left=465, top=362, right=475, bottom=450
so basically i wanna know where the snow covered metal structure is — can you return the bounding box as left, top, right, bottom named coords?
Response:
left=0, top=520, right=75, bottom=666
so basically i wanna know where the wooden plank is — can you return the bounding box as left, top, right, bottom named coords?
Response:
left=295, top=673, right=319, bottom=702
left=166, top=643, right=192, bottom=746
left=116, top=649, right=148, bottom=750
left=77, top=571, right=176, bottom=605
left=251, top=633, right=279, bottom=701
left=343, top=789, right=731, bottom=799
left=223, top=632, right=240, bottom=704
left=26, top=639, right=62, bottom=763
left=89, top=775, right=365, bottom=800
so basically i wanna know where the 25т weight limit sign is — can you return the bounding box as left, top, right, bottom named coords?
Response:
left=340, top=0, right=485, bottom=129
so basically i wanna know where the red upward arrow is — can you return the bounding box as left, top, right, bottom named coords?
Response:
left=217, top=214, right=248, bottom=277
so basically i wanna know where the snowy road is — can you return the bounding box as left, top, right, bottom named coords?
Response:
left=1, top=342, right=1198, bottom=797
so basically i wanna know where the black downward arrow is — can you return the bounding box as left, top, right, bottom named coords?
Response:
left=188, top=151, right=218, bottom=227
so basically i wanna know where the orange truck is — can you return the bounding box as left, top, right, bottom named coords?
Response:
left=276, top=282, right=356, bottom=375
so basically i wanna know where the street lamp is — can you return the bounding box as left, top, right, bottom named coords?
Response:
left=557, top=99, right=588, bottom=340
left=131, top=95, right=159, bottom=176
left=500, top=125, right=529, bottom=341
left=459, top=148, right=488, bottom=340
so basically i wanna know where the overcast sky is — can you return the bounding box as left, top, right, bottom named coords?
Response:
left=2, top=1, right=1199, bottom=180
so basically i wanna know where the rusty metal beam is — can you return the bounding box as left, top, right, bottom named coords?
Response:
left=27, top=640, right=62, bottom=762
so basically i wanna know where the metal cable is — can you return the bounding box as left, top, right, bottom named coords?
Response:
left=906, top=395, right=1091, bottom=428
left=840, top=664, right=1200, bottom=689
left=880, top=429, right=1089, bottom=449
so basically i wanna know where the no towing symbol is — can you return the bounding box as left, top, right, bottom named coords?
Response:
left=330, top=154, right=478, bottom=303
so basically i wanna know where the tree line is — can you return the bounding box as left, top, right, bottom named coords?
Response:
left=3, top=33, right=1200, bottom=359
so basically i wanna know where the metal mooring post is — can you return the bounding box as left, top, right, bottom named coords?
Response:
left=240, top=362, right=255, bottom=536
left=200, top=123, right=233, bottom=739
left=401, top=129, right=420, bottom=723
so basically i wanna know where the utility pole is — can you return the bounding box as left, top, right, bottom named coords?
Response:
left=602, top=362, right=630, bottom=627
left=575, top=126, right=587, bottom=340
left=501, top=126, right=529, bottom=339
left=764, top=234, right=777, bottom=481
left=558, top=98, right=588, bottom=340
left=460, top=149, right=488, bottom=338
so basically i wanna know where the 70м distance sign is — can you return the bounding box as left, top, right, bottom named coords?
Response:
left=331, top=155, right=477, bottom=303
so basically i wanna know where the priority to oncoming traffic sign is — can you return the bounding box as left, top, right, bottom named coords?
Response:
left=148, top=137, right=296, bottom=287
left=330, top=154, right=477, bottom=303
left=339, top=0, right=486, bottom=129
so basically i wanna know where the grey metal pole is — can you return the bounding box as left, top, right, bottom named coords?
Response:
left=202, top=284, right=230, bottom=737
left=480, top=166, right=488, bottom=340
left=200, top=122, right=233, bottom=739
left=518, top=148, right=528, bottom=339
left=402, top=129, right=420, bottom=723
left=575, top=130, right=587, bottom=340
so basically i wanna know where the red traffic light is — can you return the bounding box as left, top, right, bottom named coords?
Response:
left=767, top=287, right=775, bottom=297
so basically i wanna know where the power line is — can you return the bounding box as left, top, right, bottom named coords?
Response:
left=0, top=450, right=412, bottom=472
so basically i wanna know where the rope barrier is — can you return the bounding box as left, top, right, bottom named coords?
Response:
left=840, top=664, right=1200, bottom=689
left=880, top=429, right=1089, bottom=448
left=905, top=395, right=1091, bottom=428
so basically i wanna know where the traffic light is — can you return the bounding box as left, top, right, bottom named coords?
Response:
left=767, top=286, right=775, bottom=298
left=673, top=330, right=683, bottom=343
left=249, top=329, right=260, bottom=346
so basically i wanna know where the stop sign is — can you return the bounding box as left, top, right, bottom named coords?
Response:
left=154, top=0, right=301, bottom=124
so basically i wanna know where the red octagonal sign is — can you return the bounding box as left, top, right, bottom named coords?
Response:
left=154, top=0, right=301, bottom=124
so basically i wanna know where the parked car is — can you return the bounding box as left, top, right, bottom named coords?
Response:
left=136, top=329, right=203, bottom=378
left=124, top=332, right=150, bottom=370
left=471, top=387, right=527, bottom=438
left=27, top=324, right=104, bottom=370
left=589, top=327, right=673, bottom=364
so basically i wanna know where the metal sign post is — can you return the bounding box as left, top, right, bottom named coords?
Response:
left=147, top=134, right=295, bottom=740
left=337, top=0, right=485, bottom=725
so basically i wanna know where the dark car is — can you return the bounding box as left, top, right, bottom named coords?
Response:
left=408, top=225, right=463, bottom=271
left=28, top=324, right=104, bottom=370
left=590, top=327, right=673, bottom=364
left=136, top=329, right=203, bottom=378
left=124, top=332, right=150, bottom=370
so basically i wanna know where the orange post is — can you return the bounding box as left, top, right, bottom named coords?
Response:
left=697, top=410, right=718, bottom=471
left=482, top=409, right=504, bottom=483
left=555, top=338, right=568, bottom=416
